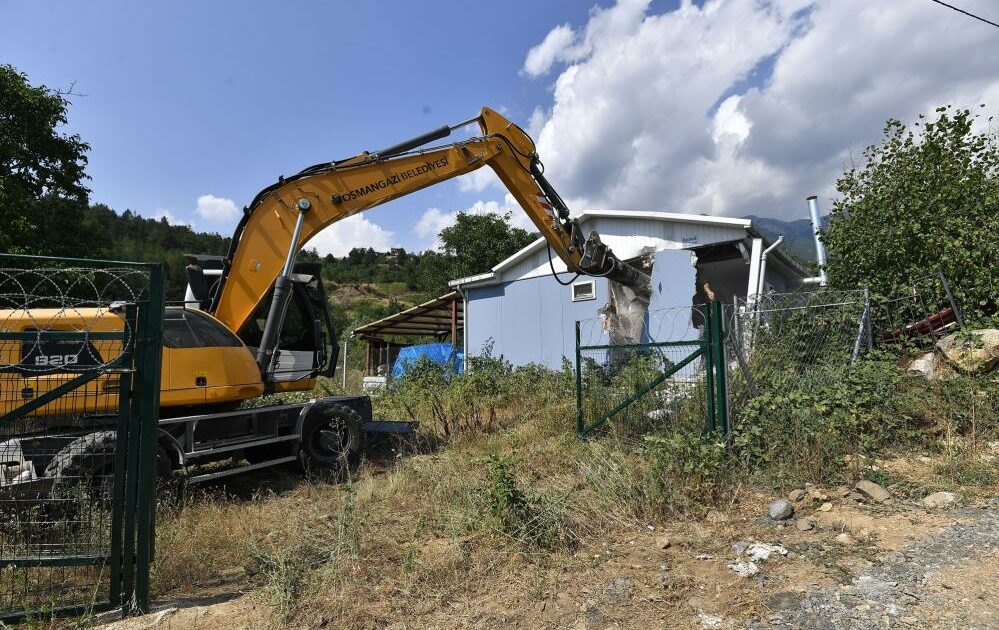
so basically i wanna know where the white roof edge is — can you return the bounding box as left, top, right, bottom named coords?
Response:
left=579, top=209, right=752, bottom=228
left=491, top=236, right=547, bottom=272
left=447, top=210, right=757, bottom=287
left=448, top=271, right=496, bottom=288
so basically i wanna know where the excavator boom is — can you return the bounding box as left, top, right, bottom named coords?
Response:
left=207, top=107, right=650, bottom=374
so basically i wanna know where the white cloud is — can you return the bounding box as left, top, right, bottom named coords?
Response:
left=415, top=194, right=537, bottom=250
left=415, top=207, right=456, bottom=243
left=307, top=214, right=396, bottom=257
left=195, top=194, right=239, bottom=222
left=152, top=208, right=192, bottom=228
left=457, top=168, right=500, bottom=193
left=525, top=0, right=999, bottom=218
left=523, top=23, right=579, bottom=77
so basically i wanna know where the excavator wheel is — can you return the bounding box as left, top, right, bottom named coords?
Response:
left=45, top=431, right=172, bottom=499
left=298, top=402, right=365, bottom=478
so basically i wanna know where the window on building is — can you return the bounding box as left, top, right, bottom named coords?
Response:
left=572, top=280, right=596, bottom=302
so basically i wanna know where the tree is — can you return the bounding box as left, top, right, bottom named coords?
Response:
left=0, top=64, right=94, bottom=255
left=427, top=211, right=536, bottom=291
left=824, top=106, right=999, bottom=319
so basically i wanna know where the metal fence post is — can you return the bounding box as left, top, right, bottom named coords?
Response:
left=703, top=304, right=716, bottom=434
left=109, top=303, right=137, bottom=608
left=575, top=321, right=583, bottom=435
left=710, top=300, right=728, bottom=438
left=132, top=263, right=164, bottom=614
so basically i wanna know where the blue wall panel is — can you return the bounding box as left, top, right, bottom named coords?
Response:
left=466, top=284, right=504, bottom=357
left=466, top=273, right=609, bottom=369
left=499, top=278, right=543, bottom=366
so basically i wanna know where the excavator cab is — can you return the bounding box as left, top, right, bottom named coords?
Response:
left=237, top=262, right=338, bottom=386
left=184, top=258, right=338, bottom=390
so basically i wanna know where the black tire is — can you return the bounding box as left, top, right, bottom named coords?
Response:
left=297, top=403, right=365, bottom=477
left=45, top=431, right=172, bottom=497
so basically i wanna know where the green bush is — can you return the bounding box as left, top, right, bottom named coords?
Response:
left=482, top=455, right=575, bottom=550
left=640, top=431, right=729, bottom=515
left=825, top=106, right=999, bottom=320
left=377, top=347, right=573, bottom=438
left=732, top=352, right=913, bottom=484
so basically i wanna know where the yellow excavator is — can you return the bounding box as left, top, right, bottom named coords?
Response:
left=0, top=107, right=650, bottom=483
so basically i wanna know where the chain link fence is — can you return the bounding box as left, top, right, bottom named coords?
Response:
left=0, top=255, right=163, bottom=622
left=575, top=271, right=965, bottom=447
left=724, top=273, right=964, bottom=431
left=724, top=289, right=870, bottom=411
left=869, top=272, right=964, bottom=350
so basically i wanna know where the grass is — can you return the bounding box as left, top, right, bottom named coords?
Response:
left=140, top=349, right=999, bottom=626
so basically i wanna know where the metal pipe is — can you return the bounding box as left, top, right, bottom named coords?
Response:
left=805, top=195, right=828, bottom=286
left=756, top=234, right=785, bottom=299
left=255, top=199, right=310, bottom=377
left=341, top=340, right=348, bottom=390
left=754, top=234, right=784, bottom=329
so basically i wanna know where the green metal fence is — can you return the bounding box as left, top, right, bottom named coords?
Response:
left=575, top=301, right=727, bottom=438
left=0, top=254, right=163, bottom=622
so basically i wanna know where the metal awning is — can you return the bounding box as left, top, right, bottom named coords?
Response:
left=351, top=291, right=463, bottom=339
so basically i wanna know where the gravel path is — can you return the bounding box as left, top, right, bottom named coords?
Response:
left=751, top=499, right=999, bottom=629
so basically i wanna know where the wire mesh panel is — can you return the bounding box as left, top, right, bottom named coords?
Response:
left=724, top=289, right=870, bottom=428
left=869, top=273, right=964, bottom=350
left=575, top=304, right=716, bottom=438
left=0, top=255, right=163, bottom=622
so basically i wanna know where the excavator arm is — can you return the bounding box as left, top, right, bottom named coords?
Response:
left=208, top=107, right=650, bottom=374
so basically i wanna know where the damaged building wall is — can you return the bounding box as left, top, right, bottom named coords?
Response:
left=453, top=211, right=807, bottom=369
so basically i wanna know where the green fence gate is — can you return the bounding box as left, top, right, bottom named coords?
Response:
left=0, top=254, right=163, bottom=622
left=575, top=301, right=727, bottom=438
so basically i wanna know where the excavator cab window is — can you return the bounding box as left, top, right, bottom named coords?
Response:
left=236, top=266, right=338, bottom=379
left=164, top=309, right=242, bottom=349
left=297, top=271, right=338, bottom=378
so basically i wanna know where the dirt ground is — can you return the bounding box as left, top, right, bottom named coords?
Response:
left=93, top=462, right=999, bottom=630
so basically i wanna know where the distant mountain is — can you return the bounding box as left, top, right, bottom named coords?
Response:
left=743, top=214, right=823, bottom=263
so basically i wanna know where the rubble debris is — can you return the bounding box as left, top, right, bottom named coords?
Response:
left=937, top=329, right=999, bottom=374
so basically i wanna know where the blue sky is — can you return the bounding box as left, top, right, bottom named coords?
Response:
left=2, top=0, right=613, bottom=252
left=4, top=0, right=999, bottom=255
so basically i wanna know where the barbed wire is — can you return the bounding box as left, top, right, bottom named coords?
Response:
left=0, top=267, right=149, bottom=375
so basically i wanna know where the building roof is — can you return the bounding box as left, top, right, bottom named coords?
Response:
left=449, top=209, right=805, bottom=289
left=351, top=291, right=463, bottom=339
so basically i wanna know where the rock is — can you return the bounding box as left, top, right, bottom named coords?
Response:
left=769, top=499, right=794, bottom=520
left=835, top=533, right=854, bottom=546
left=604, top=576, right=633, bottom=602
left=806, top=488, right=829, bottom=502
left=746, top=542, right=788, bottom=562
left=698, top=613, right=724, bottom=628
left=855, top=480, right=892, bottom=503
left=923, top=491, right=958, bottom=509
left=796, top=518, right=815, bottom=531
left=656, top=535, right=671, bottom=549
left=732, top=541, right=750, bottom=556
left=846, top=491, right=867, bottom=502
left=818, top=502, right=833, bottom=512
left=908, top=352, right=937, bottom=378
left=788, top=489, right=806, bottom=502
left=937, top=329, right=999, bottom=374
left=727, top=560, right=760, bottom=578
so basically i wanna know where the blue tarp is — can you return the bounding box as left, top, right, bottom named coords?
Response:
left=390, top=342, right=464, bottom=380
